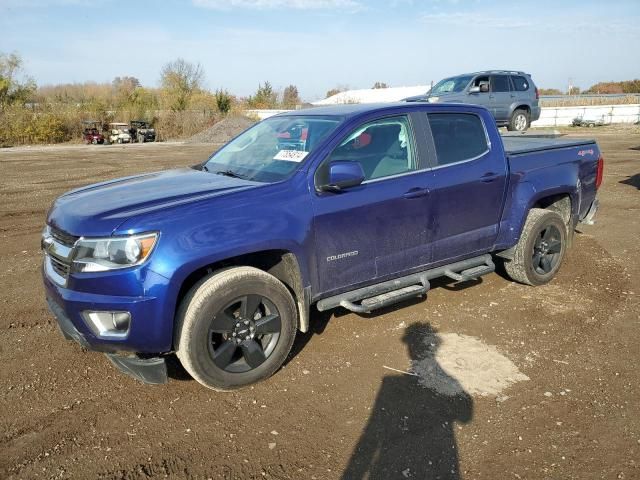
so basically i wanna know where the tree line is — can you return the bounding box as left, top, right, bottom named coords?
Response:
left=0, top=52, right=306, bottom=145
left=539, top=80, right=640, bottom=96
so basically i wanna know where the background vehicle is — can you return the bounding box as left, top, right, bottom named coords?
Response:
left=572, top=114, right=607, bottom=128
left=130, top=120, right=156, bottom=143
left=81, top=121, right=104, bottom=144
left=42, top=103, right=602, bottom=391
left=406, top=70, right=541, bottom=131
left=107, top=122, right=132, bottom=144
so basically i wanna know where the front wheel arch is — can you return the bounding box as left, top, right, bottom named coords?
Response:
left=172, top=250, right=309, bottom=344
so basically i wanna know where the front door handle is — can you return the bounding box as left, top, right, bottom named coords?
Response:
left=403, top=187, right=430, bottom=199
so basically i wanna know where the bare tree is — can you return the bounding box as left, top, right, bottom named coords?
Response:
left=160, top=59, right=205, bottom=112
left=0, top=52, right=36, bottom=110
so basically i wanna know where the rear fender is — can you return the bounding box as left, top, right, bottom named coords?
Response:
left=496, top=174, right=579, bottom=250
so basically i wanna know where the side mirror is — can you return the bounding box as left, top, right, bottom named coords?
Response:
left=321, top=161, right=365, bottom=192
left=468, top=86, right=481, bottom=94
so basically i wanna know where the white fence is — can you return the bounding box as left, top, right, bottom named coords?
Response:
left=244, top=109, right=292, bottom=120
left=246, top=103, right=640, bottom=126
left=532, top=104, right=640, bottom=127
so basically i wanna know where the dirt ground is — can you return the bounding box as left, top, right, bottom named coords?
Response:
left=1, top=130, right=639, bottom=480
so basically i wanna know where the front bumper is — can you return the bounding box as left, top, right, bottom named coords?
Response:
left=42, top=254, right=176, bottom=351
left=46, top=295, right=168, bottom=384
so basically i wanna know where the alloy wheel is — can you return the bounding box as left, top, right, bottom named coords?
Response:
left=207, top=295, right=282, bottom=373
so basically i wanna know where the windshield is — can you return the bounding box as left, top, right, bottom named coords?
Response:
left=203, top=115, right=341, bottom=183
left=431, top=75, right=473, bottom=95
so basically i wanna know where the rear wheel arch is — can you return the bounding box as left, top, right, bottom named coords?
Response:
left=532, top=192, right=571, bottom=218
left=498, top=191, right=575, bottom=260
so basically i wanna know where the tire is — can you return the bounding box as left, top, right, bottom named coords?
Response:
left=507, top=109, right=531, bottom=132
left=504, top=208, right=567, bottom=286
left=175, top=267, right=297, bottom=391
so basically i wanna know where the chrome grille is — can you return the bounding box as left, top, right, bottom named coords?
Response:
left=43, top=226, right=76, bottom=286
left=49, top=255, right=71, bottom=278
left=50, top=226, right=78, bottom=247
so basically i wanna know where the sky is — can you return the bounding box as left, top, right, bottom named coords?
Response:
left=1, top=0, right=639, bottom=101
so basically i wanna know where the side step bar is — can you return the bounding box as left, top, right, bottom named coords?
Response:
left=317, top=254, right=494, bottom=314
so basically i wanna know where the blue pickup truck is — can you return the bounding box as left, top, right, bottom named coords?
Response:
left=42, top=103, right=603, bottom=390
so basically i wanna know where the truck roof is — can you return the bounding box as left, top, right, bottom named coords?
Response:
left=278, top=102, right=485, bottom=119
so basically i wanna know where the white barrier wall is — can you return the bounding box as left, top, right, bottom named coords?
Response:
left=247, top=104, right=640, bottom=126
left=533, top=104, right=640, bottom=127
left=244, top=109, right=291, bottom=120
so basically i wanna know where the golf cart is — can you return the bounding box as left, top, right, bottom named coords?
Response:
left=130, top=120, right=156, bottom=143
left=108, top=122, right=132, bottom=144
left=81, top=121, right=105, bottom=145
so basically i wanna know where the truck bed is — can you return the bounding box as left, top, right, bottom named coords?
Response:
left=502, top=136, right=596, bottom=155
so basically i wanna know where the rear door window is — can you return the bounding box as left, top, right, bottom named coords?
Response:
left=511, top=75, right=530, bottom=91
left=491, top=75, right=511, bottom=93
left=427, top=113, right=489, bottom=166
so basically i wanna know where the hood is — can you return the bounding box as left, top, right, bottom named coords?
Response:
left=47, top=168, right=258, bottom=236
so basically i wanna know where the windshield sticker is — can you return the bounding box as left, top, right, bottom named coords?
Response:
left=274, top=150, right=308, bottom=162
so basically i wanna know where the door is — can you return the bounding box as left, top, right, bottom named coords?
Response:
left=311, top=114, right=432, bottom=295
left=490, top=75, right=512, bottom=122
left=468, top=75, right=492, bottom=111
left=424, top=112, right=507, bottom=263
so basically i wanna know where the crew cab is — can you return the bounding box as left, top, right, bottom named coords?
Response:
left=42, top=103, right=603, bottom=390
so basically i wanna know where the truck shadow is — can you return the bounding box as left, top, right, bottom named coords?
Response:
left=620, top=173, right=640, bottom=189
left=341, top=322, right=473, bottom=479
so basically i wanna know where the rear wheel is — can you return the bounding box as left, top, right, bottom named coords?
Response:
left=175, top=267, right=297, bottom=391
left=504, top=208, right=567, bottom=286
left=508, top=109, right=530, bottom=132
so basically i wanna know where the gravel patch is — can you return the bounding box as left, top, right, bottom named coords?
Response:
left=186, top=115, right=256, bottom=144
left=412, top=332, right=529, bottom=397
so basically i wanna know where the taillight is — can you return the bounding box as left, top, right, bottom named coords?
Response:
left=535, top=87, right=540, bottom=100
left=595, top=155, right=604, bottom=189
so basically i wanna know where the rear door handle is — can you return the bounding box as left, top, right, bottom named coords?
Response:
left=481, top=172, right=500, bottom=183
left=403, top=187, right=430, bottom=199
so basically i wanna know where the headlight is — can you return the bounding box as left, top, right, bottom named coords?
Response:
left=72, top=232, right=158, bottom=272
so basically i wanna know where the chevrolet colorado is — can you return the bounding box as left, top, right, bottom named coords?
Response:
left=42, top=103, right=603, bottom=391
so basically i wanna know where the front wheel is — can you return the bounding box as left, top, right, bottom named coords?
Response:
left=507, top=109, right=530, bottom=132
left=175, top=267, right=297, bottom=391
left=504, top=208, right=567, bottom=286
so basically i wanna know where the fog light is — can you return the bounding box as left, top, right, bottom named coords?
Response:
left=82, top=311, right=131, bottom=338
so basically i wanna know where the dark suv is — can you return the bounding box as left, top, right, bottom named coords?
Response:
left=406, top=71, right=541, bottom=131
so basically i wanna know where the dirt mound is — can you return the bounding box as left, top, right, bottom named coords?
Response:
left=186, top=115, right=256, bottom=144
